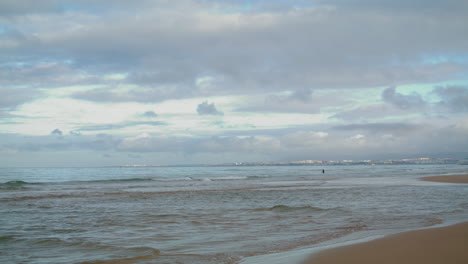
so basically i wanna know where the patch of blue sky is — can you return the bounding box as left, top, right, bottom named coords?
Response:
left=421, top=54, right=468, bottom=65
left=241, top=0, right=254, bottom=11
left=216, top=0, right=313, bottom=13
left=292, top=0, right=315, bottom=9
left=58, top=1, right=110, bottom=15
left=0, top=24, right=10, bottom=34
left=0, top=57, right=69, bottom=68
left=258, top=0, right=316, bottom=10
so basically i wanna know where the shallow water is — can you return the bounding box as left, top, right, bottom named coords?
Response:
left=1, top=165, right=467, bottom=263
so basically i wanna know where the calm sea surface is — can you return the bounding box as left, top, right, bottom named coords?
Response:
left=1, top=165, right=467, bottom=264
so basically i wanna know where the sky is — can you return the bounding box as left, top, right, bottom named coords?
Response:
left=1, top=0, right=468, bottom=167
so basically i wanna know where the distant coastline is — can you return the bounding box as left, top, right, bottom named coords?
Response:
left=120, top=157, right=468, bottom=168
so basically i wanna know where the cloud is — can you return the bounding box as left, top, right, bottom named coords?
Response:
left=289, top=88, right=314, bottom=103
left=141, top=111, right=158, bottom=118
left=78, top=120, right=166, bottom=132
left=434, top=85, right=468, bottom=112
left=2, top=0, right=467, bottom=105
left=2, top=118, right=468, bottom=163
left=321, top=0, right=468, bottom=13
left=0, top=87, right=41, bottom=110
left=236, top=89, right=351, bottom=114
left=333, top=123, right=424, bottom=135
left=1, top=1, right=468, bottom=166
left=331, top=104, right=404, bottom=121
left=87, top=134, right=122, bottom=151
left=69, top=130, right=81, bottom=136
left=0, top=0, right=62, bottom=16
left=0, top=133, right=107, bottom=152
left=333, top=85, right=467, bottom=121
left=381, top=87, right=426, bottom=110
left=72, top=87, right=195, bottom=103
left=50, top=128, right=63, bottom=136
left=236, top=93, right=318, bottom=114
left=0, top=62, right=106, bottom=88
left=281, top=131, right=329, bottom=148
left=197, top=101, right=223, bottom=116
left=91, top=133, right=281, bottom=154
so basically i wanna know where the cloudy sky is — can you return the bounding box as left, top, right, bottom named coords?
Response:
left=1, top=0, right=468, bottom=167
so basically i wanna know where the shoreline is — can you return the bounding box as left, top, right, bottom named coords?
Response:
left=421, top=174, right=468, bottom=183
left=242, top=174, right=468, bottom=264
left=302, top=221, right=468, bottom=264
left=302, top=176, right=468, bottom=264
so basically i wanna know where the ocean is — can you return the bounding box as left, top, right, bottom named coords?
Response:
left=1, top=164, right=467, bottom=264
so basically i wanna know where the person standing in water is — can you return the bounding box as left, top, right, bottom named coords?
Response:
left=322, top=169, right=325, bottom=174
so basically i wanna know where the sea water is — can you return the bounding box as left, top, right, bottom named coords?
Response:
left=1, top=165, right=467, bottom=264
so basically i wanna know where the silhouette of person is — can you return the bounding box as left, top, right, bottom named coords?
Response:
left=322, top=169, right=325, bottom=174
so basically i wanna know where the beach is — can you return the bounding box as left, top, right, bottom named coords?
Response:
left=302, top=175, right=468, bottom=264
left=303, top=222, right=468, bottom=264
left=422, top=174, right=468, bottom=184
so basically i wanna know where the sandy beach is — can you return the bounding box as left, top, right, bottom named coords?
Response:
left=303, top=223, right=468, bottom=264
left=421, top=174, right=468, bottom=183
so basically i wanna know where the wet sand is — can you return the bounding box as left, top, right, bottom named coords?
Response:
left=303, top=222, right=468, bottom=264
left=421, top=174, right=468, bottom=183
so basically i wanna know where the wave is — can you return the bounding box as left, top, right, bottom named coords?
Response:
left=1, top=193, right=100, bottom=202
left=90, top=178, right=155, bottom=183
left=1, top=174, right=270, bottom=186
left=189, top=175, right=269, bottom=181
left=254, top=205, right=329, bottom=212
left=0, top=180, right=33, bottom=190
left=3, top=180, right=29, bottom=185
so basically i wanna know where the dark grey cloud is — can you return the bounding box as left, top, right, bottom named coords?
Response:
left=237, top=94, right=319, bottom=114
left=141, top=111, right=158, bottom=118
left=0, top=0, right=176, bottom=17
left=289, top=88, right=314, bottom=103
left=434, top=86, right=468, bottom=112
left=72, top=87, right=195, bottom=103
left=0, top=87, right=41, bottom=110
left=50, top=128, right=63, bottom=136
left=197, top=101, right=223, bottom=116
left=381, top=87, right=426, bottom=110
left=0, top=0, right=62, bottom=16
left=236, top=89, right=351, bottom=114
left=78, top=120, right=166, bottom=132
left=86, top=134, right=122, bottom=151
left=0, top=62, right=107, bottom=88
